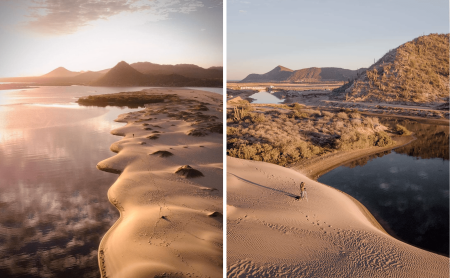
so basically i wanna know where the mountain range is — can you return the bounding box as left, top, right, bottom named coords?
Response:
left=240, top=66, right=365, bottom=83
left=0, top=62, right=223, bottom=87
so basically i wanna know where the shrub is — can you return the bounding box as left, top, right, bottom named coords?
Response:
left=250, top=113, right=267, bottom=123
left=175, top=165, right=204, bottom=178
left=336, top=112, right=349, bottom=120
left=395, top=124, right=412, bottom=136
left=375, top=131, right=394, bottom=147
left=151, top=151, right=174, bottom=157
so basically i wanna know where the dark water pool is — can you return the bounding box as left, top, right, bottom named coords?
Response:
left=318, top=118, right=449, bottom=256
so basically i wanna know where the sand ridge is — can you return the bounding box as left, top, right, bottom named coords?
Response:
left=227, top=156, right=449, bottom=277
left=97, top=88, right=223, bottom=278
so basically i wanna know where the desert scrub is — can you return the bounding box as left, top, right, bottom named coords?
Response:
left=227, top=104, right=394, bottom=166
left=395, top=124, right=412, bottom=136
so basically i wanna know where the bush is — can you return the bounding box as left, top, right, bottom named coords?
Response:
left=375, top=131, right=394, bottom=147
left=249, top=113, right=267, bottom=123
left=395, top=124, right=412, bottom=136
left=336, top=112, right=349, bottom=120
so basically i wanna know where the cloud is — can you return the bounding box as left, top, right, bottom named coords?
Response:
left=239, top=9, right=247, bottom=13
left=21, top=0, right=206, bottom=35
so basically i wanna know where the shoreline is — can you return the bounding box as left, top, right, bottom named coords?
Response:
left=96, top=88, right=223, bottom=278
left=291, top=134, right=416, bottom=180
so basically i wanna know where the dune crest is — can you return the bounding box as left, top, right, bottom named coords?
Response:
left=227, top=156, right=449, bottom=277
left=98, top=88, right=223, bottom=278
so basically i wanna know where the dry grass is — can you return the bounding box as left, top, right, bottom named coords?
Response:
left=227, top=104, right=394, bottom=166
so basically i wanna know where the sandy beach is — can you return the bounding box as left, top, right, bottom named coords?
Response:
left=227, top=156, right=449, bottom=277
left=96, top=88, right=223, bottom=278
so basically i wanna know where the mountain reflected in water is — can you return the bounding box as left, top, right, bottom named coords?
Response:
left=0, top=86, right=141, bottom=277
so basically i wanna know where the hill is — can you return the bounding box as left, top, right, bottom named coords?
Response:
left=241, top=66, right=294, bottom=82
left=41, top=67, right=80, bottom=78
left=91, top=61, right=222, bottom=87
left=91, top=61, right=147, bottom=86
left=332, top=33, right=449, bottom=104
left=0, top=61, right=223, bottom=87
left=130, top=62, right=223, bottom=79
left=241, top=66, right=362, bottom=83
left=287, top=67, right=365, bottom=82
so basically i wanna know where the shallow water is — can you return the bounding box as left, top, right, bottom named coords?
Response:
left=186, top=87, right=223, bottom=95
left=0, top=86, right=216, bottom=277
left=248, top=91, right=284, bottom=104
left=318, top=119, right=449, bottom=256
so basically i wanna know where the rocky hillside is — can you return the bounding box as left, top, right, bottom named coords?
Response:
left=241, top=66, right=362, bottom=83
left=333, top=33, right=449, bottom=104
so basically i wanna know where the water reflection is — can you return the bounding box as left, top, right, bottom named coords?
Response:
left=0, top=86, right=141, bottom=277
left=318, top=119, right=449, bottom=256
left=248, top=91, right=284, bottom=104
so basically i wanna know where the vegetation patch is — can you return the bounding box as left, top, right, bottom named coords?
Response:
left=227, top=103, right=395, bottom=166
left=77, top=92, right=179, bottom=108
left=151, top=150, right=174, bottom=157
left=175, top=165, right=204, bottom=178
left=395, top=124, right=412, bottom=136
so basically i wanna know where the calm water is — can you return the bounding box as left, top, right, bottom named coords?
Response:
left=186, top=87, right=223, bottom=95
left=0, top=86, right=219, bottom=277
left=248, top=91, right=284, bottom=104
left=318, top=119, right=449, bottom=256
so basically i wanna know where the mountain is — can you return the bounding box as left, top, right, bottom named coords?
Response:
left=241, top=66, right=294, bottom=82
left=90, top=61, right=147, bottom=86
left=332, top=33, right=449, bottom=104
left=129, top=62, right=223, bottom=79
left=0, top=61, right=223, bottom=87
left=42, top=67, right=80, bottom=78
left=71, top=71, right=105, bottom=84
left=287, top=67, right=364, bottom=82
left=240, top=66, right=362, bottom=83
left=90, top=61, right=222, bottom=87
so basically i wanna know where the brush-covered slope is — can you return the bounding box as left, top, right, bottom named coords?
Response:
left=333, top=34, right=449, bottom=104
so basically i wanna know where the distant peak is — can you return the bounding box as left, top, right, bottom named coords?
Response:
left=116, top=61, right=130, bottom=66
left=275, top=65, right=293, bottom=72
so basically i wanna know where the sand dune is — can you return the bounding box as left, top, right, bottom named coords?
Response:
left=227, top=156, right=449, bottom=277
left=97, top=88, right=223, bottom=278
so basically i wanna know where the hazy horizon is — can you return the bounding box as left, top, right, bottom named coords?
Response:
left=228, top=0, right=449, bottom=80
left=0, top=0, right=223, bottom=78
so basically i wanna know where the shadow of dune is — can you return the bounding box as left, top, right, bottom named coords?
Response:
left=228, top=173, right=300, bottom=199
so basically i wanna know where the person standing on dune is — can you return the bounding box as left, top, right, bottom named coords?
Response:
left=300, top=182, right=305, bottom=197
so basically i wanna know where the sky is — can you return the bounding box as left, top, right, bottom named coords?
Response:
left=227, top=0, right=449, bottom=80
left=0, top=0, right=223, bottom=77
